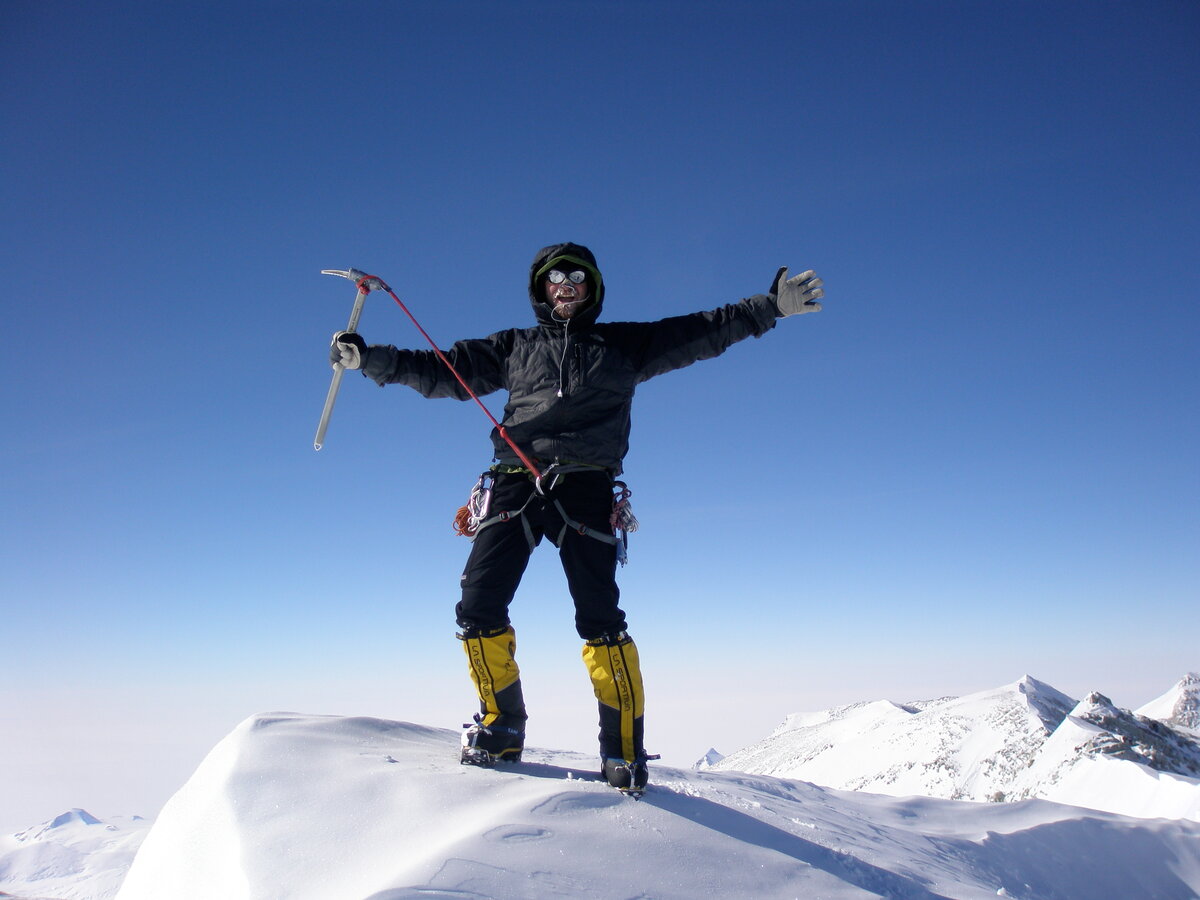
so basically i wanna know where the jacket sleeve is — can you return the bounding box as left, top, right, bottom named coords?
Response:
left=360, top=330, right=511, bottom=399
left=622, top=294, right=779, bottom=384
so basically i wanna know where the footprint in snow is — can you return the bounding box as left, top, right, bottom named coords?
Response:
left=532, top=791, right=624, bottom=815
left=483, top=824, right=552, bottom=843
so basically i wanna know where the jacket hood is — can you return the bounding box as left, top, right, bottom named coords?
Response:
left=528, top=242, right=605, bottom=327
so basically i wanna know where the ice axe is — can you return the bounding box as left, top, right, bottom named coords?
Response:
left=313, top=268, right=389, bottom=450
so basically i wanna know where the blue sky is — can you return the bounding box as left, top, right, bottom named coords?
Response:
left=2, top=1, right=1197, bottom=830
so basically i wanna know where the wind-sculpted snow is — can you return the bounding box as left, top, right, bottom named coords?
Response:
left=112, top=711, right=1200, bottom=900
left=715, top=675, right=1200, bottom=821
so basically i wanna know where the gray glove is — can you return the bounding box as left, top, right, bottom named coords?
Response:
left=770, top=267, right=824, bottom=317
left=330, top=331, right=367, bottom=369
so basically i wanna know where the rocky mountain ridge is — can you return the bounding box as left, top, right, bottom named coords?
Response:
left=713, top=673, right=1200, bottom=820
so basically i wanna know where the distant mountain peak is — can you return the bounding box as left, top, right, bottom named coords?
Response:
left=693, top=748, right=725, bottom=770
left=1136, top=672, right=1200, bottom=731
left=14, top=808, right=105, bottom=843
left=1008, top=676, right=1076, bottom=731
left=49, top=808, right=102, bottom=829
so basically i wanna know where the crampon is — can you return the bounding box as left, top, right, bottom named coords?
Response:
left=460, top=716, right=523, bottom=767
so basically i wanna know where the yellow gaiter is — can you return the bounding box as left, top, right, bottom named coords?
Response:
left=460, top=626, right=524, bottom=727
left=582, top=632, right=645, bottom=763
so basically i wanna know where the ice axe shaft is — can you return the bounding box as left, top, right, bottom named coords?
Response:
left=313, top=269, right=378, bottom=450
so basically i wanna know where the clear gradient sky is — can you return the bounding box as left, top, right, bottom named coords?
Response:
left=2, top=1, right=1197, bottom=831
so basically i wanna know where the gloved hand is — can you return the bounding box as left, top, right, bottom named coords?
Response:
left=770, top=267, right=824, bottom=317
left=330, top=331, right=367, bottom=369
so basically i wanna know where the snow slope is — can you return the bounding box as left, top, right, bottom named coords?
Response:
left=715, top=676, right=1200, bottom=821
left=0, top=809, right=149, bottom=900
left=115, top=711, right=1200, bottom=900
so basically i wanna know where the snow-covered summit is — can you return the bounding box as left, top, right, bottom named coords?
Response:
left=16, top=808, right=102, bottom=842
left=113, top=711, right=1200, bottom=899
left=1138, top=672, right=1200, bottom=732
left=714, top=675, right=1200, bottom=821
left=1010, top=674, right=1078, bottom=729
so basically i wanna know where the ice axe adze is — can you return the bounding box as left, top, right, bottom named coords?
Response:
left=313, top=268, right=388, bottom=451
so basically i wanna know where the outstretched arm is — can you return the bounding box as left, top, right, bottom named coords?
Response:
left=623, top=265, right=825, bottom=383
left=329, top=330, right=510, bottom=400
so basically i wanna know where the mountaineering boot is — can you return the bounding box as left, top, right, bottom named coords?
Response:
left=582, top=631, right=655, bottom=792
left=459, top=626, right=527, bottom=764
left=461, top=715, right=524, bottom=766
left=601, top=756, right=653, bottom=793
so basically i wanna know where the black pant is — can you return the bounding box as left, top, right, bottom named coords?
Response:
left=456, top=471, right=628, bottom=640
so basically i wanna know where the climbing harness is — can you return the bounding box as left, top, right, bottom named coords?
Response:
left=454, top=469, right=640, bottom=565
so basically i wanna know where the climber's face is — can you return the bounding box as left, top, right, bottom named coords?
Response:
left=544, top=269, right=590, bottom=318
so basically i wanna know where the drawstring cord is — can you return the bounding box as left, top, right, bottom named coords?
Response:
left=556, top=316, right=572, bottom=399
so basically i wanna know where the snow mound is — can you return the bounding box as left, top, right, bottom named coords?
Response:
left=114, top=711, right=1200, bottom=899
left=0, top=809, right=149, bottom=900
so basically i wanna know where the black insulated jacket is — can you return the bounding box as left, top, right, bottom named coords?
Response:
left=361, top=242, right=778, bottom=475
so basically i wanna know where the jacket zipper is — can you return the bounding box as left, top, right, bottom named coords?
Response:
left=557, top=318, right=572, bottom=398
